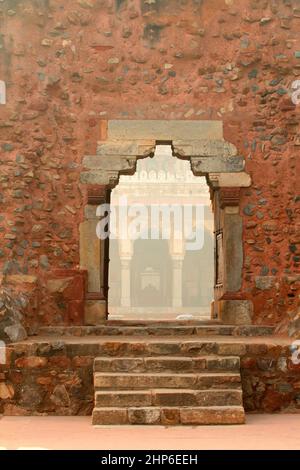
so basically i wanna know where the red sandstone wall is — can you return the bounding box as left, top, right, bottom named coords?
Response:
left=0, top=0, right=299, bottom=327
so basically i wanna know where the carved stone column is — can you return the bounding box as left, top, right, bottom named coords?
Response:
left=80, top=184, right=111, bottom=324
left=213, top=186, right=253, bottom=324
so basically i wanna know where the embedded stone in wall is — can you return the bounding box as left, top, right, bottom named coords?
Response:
left=46, top=270, right=87, bottom=325
left=255, top=276, right=276, bottom=290
left=0, top=286, right=27, bottom=343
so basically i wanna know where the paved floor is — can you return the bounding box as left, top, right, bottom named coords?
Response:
left=0, top=415, right=299, bottom=450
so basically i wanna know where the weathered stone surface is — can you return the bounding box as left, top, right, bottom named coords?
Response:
left=128, top=407, right=161, bottom=424
left=209, top=172, right=252, bottom=187
left=80, top=170, right=119, bottom=185
left=4, top=324, right=27, bottom=342
left=96, top=140, right=155, bottom=156
left=0, top=382, right=14, bottom=400
left=96, top=390, right=152, bottom=407
left=224, top=214, right=243, bottom=291
left=174, top=139, right=238, bottom=158
left=0, top=286, right=28, bottom=343
left=108, top=120, right=223, bottom=141
left=83, top=154, right=137, bottom=171
left=79, top=220, right=101, bottom=292
left=180, top=406, right=245, bottom=425
left=92, top=408, right=128, bottom=425
left=84, top=300, right=107, bottom=325
left=50, top=384, right=70, bottom=407
left=191, top=155, right=244, bottom=173
left=255, top=276, right=276, bottom=290
left=221, top=300, right=254, bottom=325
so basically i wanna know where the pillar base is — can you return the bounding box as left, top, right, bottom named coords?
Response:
left=215, top=299, right=253, bottom=325
left=84, top=299, right=107, bottom=325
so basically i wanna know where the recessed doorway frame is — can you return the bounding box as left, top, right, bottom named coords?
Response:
left=79, top=120, right=253, bottom=325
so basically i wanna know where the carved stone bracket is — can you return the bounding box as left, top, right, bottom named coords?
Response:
left=87, top=185, right=110, bottom=205
left=219, top=187, right=241, bottom=208
left=81, top=139, right=156, bottom=187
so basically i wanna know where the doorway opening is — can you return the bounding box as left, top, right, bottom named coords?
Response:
left=108, top=145, right=214, bottom=321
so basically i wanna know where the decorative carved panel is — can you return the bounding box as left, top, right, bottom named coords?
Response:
left=219, top=187, right=240, bottom=208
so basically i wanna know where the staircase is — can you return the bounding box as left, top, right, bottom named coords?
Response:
left=37, top=320, right=275, bottom=425
left=91, top=321, right=256, bottom=425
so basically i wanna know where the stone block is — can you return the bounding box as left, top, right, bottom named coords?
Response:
left=107, top=120, right=223, bottom=141
left=153, top=390, right=198, bottom=406
left=180, top=406, right=245, bottom=425
left=255, top=276, right=276, bottom=290
left=206, top=356, right=240, bottom=371
left=191, top=155, right=244, bottom=173
left=80, top=220, right=101, bottom=292
left=217, top=343, right=247, bottom=356
left=128, top=407, right=161, bottom=424
left=84, top=300, right=106, bottom=325
left=209, top=172, right=252, bottom=187
left=96, top=391, right=152, bottom=407
left=224, top=214, right=243, bottom=291
left=174, top=139, right=237, bottom=158
left=220, top=300, right=253, bottom=325
left=15, top=356, right=48, bottom=368
left=80, top=170, right=119, bottom=185
left=92, top=408, right=128, bottom=425
left=4, top=324, right=27, bottom=342
left=96, top=140, right=155, bottom=156
left=161, top=408, right=180, bottom=425
left=83, top=154, right=137, bottom=171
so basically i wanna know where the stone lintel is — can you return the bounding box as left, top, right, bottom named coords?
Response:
left=173, top=139, right=238, bottom=158
left=208, top=172, right=251, bottom=187
left=107, top=120, right=223, bottom=141
left=80, top=170, right=120, bottom=185
left=96, top=140, right=156, bottom=156
left=191, top=156, right=244, bottom=174
left=83, top=154, right=137, bottom=171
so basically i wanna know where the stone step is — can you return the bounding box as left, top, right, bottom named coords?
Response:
left=37, top=324, right=274, bottom=337
left=95, top=389, right=243, bottom=407
left=94, top=355, right=240, bottom=373
left=94, top=372, right=242, bottom=390
left=94, top=341, right=248, bottom=357
left=92, top=406, right=246, bottom=425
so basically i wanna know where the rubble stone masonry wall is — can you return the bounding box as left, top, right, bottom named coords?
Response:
left=0, top=0, right=299, bottom=330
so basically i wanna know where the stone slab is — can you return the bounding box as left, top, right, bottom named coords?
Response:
left=191, top=156, right=244, bottom=173
left=83, top=155, right=137, bottom=171
left=79, top=220, right=101, bottom=292
left=80, top=170, right=119, bottom=185
left=224, top=213, right=243, bottom=291
left=96, top=140, right=155, bottom=156
left=107, top=120, right=223, bottom=141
